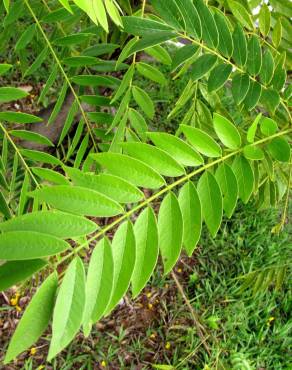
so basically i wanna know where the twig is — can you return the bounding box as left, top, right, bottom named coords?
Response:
left=171, top=271, right=211, bottom=356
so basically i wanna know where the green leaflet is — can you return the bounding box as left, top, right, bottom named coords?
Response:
left=271, top=63, right=286, bottom=91
left=15, top=23, right=36, bottom=51
left=117, top=37, right=138, bottom=66
left=74, top=134, right=89, bottom=168
left=272, top=18, right=282, bottom=48
left=0, top=191, right=11, bottom=219
left=4, top=273, right=58, bottom=364
left=63, top=56, right=98, bottom=67
left=158, top=192, right=183, bottom=274
left=20, top=149, right=62, bottom=166
left=121, top=142, right=185, bottom=177
left=244, top=80, right=262, bottom=110
left=0, top=231, right=69, bottom=260
left=260, top=117, right=278, bottom=136
left=83, top=43, right=119, bottom=57
left=29, top=185, right=123, bottom=217
left=80, top=94, right=112, bottom=106
left=190, top=54, right=218, bottom=82
left=57, top=0, right=73, bottom=13
left=0, top=64, right=12, bottom=76
left=259, top=3, right=270, bottom=36
left=132, top=207, right=159, bottom=297
left=232, top=73, right=250, bottom=105
left=0, top=111, right=42, bottom=124
left=3, top=0, right=9, bottom=13
left=136, top=62, right=166, bottom=85
left=47, top=82, right=68, bottom=126
left=0, top=87, right=28, bottom=103
left=260, top=50, right=274, bottom=85
left=122, top=16, right=173, bottom=36
left=0, top=259, right=47, bottom=292
left=194, top=0, right=219, bottom=48
left=18, top=171, right=30, bottom=216
left=232, top=24, right=247, bottom=67
left=215, top=163, right=238, bottom=218
left=197, top=171, right=222, bottom=238
left=151, top=0, right=185, bottom=31
left=0, top=231, right=70, bottom=261
left=213, top=10, right=233, bottom=58
left=88, top=112, right=113, bottom=125
left=181, top=125, right=222, bottom=158
left=247, top=113, right=262, bottom=143
left=267, top=137, right=290, bottom=162
left=129, top=32, right=178, bottom=55
left=32, top=167, right=69, bottom=185
left=147, top=132, right=203, bottom=167
left=247, top=35, right=262, bottom=76
left=71, top=75, right=120, bottom=88
left=132, top=85, right=154, bottom=119
left=65, top=167, right=144, bottom=203
left=105, top=221, right=136, bottom=314
left=243, top=145, right=264, bottom=161
left=104, top=0, right=122, bottom=27
left=9, top=130, right=54, bottom=147
left=111, top=64, right=134, bottom=104
left=232, top=156, right=254, bottom=203
left=91, top=0, right=108, bottom=31
left=107, top=89, right=130, bottom=133
left=213, top=113, right=241, bottom=149
left=228, top=0, right=254, bottom=30
left=260, top=89, right=280, bottom=114
left=38, top=64, right=58, bottom=104
left=83, top=238, right=113, bottom=336
left=171, top=44, right=199, bottom=72
left=146, top=45, right=172, bottom=66
left=208, top=63, right=232, bottom=92
left=128, top=108, right=148, bottom=140
left=173, top=0, right=202, bottom=38
left=91, top=153, right=165, bottom=189
left=24, top=47, right=48, bottom=77
left=0, top=210, right=97, bottom=238
left=48, top=257, right=85, bottom=361
left=178, top=181, right=201, bottom=256
left=41, top=5, right=79, bottom=23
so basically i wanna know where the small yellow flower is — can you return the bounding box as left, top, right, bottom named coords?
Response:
left=101, top=360, right=107, bottom=367
left=15, top=305, right=22, bottom=312
left=177, top=268, right=182, bottom=273
left=37, top=366, right=45, bottom=370
left=30, top=347, right=37, bottom=356
left=146, top=292, right=152, bottom=298
left=10, top=293, right=20, bottom=306
left=165, top=342, right=171, bottom=350
left=148, top=303, right=153, bottom=310
left=267, top=316, right=275, bottom=326
left=150, top=333, right=156, bottom=339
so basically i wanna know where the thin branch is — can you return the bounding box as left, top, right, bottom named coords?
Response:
left=24, top=0, right=98, bottom=151
left=171, top=271, right=211, bottom=355
left=57, top=127, right=292, bottom=267
left=0, top=122, right=40, bottom=188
